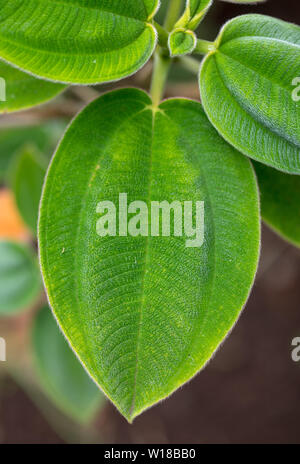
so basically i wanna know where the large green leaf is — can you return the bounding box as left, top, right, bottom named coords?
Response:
left=9, top=146, right=46, bottom=235
left=0, top=240, right=41, bottom=315
left=33, top=306, right=104, bottom=423
left=39, top=88, right=260, bottom=421
left=200, top=15, right=300, bottom=174
left=253, top=161, right=300, bottom=248
left=0, top=0, right=159, bottom=84
left=175, top=0, right=212, bottom=30
left=0, top=61, right=66, bottom=114
left=0, top=121, right=66, bottom=182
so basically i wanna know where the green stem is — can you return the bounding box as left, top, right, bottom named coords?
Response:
left=194, top=39, right=215, bottom=56
left=150, top=0, right=184, bottom=107
left=150, top=48, right=171, bottom=107
left=153, top=21, right=169, bottom=48
left=178, top=56, right=200, bottom=75
left=164, top=0, right=184, bottom=31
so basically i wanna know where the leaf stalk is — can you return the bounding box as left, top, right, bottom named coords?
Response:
left=150, top=48, right=171, bottom=107
left=194, top=39, right=215, bottom=56
left=178, top=55, right=200, bottom=75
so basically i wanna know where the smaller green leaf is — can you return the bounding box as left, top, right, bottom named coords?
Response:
left=200, top=14, right=300, bottom=174
left=32, top=306, right=105, bottom=424
left=175, top=0, right=212, bottom=30
left=9, top=146, right=46, bottom=235
left=253, top=161, right=300, bottom=248
left=168, top=29, right=197, bottom=56
left=0, top=240, right=41, bottom=315
left=0, top=61, right=66, bottom=114
left=0, top=121, right=66, bottom=182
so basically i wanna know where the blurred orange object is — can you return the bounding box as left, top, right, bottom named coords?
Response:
left=0, top=189, right=30, bottom=241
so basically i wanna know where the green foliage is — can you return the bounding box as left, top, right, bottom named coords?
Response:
left=32, top=306, right=105, bottom=424
left=0, top=241, right=41, bottom=315
left=0, top=61, right=66, bottom=114
left=254, top=161, right=300, bottom=248
left=1, top=0, right=299, bottom=425
left=0, top=122, right=66, bottom=182
left=0, top=0, right=159, bottom=84
left=169, top=29, right=197, bottom=56
left=175, top=0, right=212, bottom=30
left=200, top=15, right=300, bottom=174
left=9, top=146, right=46, bottom=235
left=39, top=88, right=260, bottom=421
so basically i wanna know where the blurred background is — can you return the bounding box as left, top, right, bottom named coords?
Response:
left=0, top=0, right=300, bottom=444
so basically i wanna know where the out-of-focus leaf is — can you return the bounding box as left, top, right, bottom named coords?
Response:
left=200, top=15, right=300, bottom=174
left=253, top=160, right=300, bottom=248
left=168, top=29, right=197, bottom=56
left=0, top=121, right=66, bottom=182
left=10, top=146, right=46, bottom=235
left=0, top=0, right=159, bottom=84
left=0, top=240, right=41, bottom=315
left=32, top=306, right=105, bottom=424
left=39, top=88, right=260, bottom=422
left=0, top=61, right=66, bottom=114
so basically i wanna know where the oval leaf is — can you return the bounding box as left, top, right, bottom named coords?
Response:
left=39, top=88, right=260, bottom=421
left=0, top=121, right=66, bottom=182
left=0, top=240, right=41, bottom=315
left=175, top=0, right=212, bottom=30
left=0, top=61, right=66, bottom=114
left=253, top=160, right=300, bottom=248
left=0, top=0, right=159, bottom=84
left=168, top=29, right=197, bottom=57
left=200, top=15, right=300, bottom=174
left=33, top=306, right=104, bottom=423
left=10, top=146, right=46, bottom=235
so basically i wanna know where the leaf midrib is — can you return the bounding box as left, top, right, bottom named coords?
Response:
left=128, top=107, right=155, bottom=419
left=129, top=105, right=218, bottom=419
left=219, top=37, right=300, bottom=94
left=220, top=32, right=300, bottom=51
left=206, top=55, right=297, bottom=170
